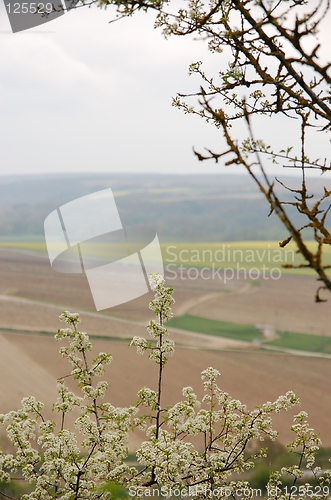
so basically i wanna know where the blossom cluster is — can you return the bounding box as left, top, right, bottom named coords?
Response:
left=130, top=274, right=175, bottom=366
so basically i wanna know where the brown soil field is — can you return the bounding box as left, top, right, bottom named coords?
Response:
left=1, top=332, right=331, bottom=448
left=1, top=249, right=331, bottom=451
left=0, top=248, right=241, bottom=322
left=0, top=296, right=246, bottom=350
left=0, top=248, right=248, bottom=349
left=2, top=248, right=329, bottom=336
left=190, top=274, right=331, bottom=335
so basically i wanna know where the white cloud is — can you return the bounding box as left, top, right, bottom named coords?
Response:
left=1, top=38, right=98, bottom=88
left=0, top=1, right=330, bottom=177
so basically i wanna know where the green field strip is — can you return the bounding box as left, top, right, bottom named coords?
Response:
left=168, top=315, right=262, bottom=342
left=267, top=331, right=331, bottom=353
left=0, top=327, right=131, bottom=343
left=0, top=327, right=54, bottom=337
left=168, top=315, right=331, bottom=354
left=0, top=241, right=47, bottom=250
left=161, top=241, right=331, bottom=276
left=2, top=240, right=331, bottom=277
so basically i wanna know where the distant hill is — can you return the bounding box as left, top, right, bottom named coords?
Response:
left=0, top=173, right=328, bottom=242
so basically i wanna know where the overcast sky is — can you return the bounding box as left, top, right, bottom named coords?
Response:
left=0, top=0, right=331, bottom=179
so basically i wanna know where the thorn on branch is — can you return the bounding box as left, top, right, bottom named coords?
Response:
left=279, top=236, right=292, bottom=247
left=193, top=148, right=209, bottom=161
left=315, top=285, right=328, bottom=303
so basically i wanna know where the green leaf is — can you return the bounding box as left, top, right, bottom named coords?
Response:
left=99, top=482, right=128, bottom=499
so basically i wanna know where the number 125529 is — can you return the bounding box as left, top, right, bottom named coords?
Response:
left=6, top=3, right=54, bottom=13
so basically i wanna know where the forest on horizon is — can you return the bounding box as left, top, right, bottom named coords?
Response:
left=0, top=172, right=327, bottom=243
